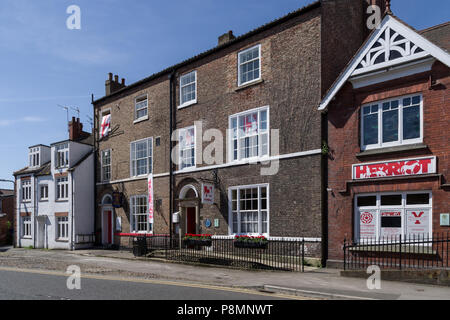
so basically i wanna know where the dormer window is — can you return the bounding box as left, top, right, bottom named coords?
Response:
left=55, top=143, right=69, bottom=168
left=29, top=147, right=40, bottom=168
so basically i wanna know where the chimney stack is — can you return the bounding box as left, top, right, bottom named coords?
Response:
left=69, top=117, right=90, bottom=141
left=218, top=30, right=235, bottom=46
left=105, top=73, right=127, bottom=96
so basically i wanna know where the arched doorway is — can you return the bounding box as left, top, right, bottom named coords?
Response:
left=101, top=194, right=114, bottom=246
left=178, top=184, right=199, bottom=235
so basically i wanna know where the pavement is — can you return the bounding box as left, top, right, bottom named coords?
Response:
left=0, top=246, right=449, bottom=300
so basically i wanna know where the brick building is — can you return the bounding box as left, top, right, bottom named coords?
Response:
left=319, top=11, right=450, bottom=266
left=0, top=189, right=14, bottom=245
left=93, top=0, right=384, bottom=262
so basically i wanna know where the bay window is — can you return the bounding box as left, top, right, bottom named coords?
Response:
left=229, top=184, right=269, bottom=235
left=229, top=107, right=269, bottom=161
left=361, top=94, right=422, bottom=150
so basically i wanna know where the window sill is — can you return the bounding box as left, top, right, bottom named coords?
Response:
left=357, top=143, right=429, bottom=158
left=235, top=78, right=264, bottom=91
left=22, top=237, right=32, bottom=240
left=39, top=200, right=49, bottom=202
left=55, top=199, right=69, bottom=202
left=22, top=201, right=32, bottom=203
left=56, top=239, right=69, bottom=243
left=178, top=100, right=197, bottom=109
left=133, top=116, right=148, bottom=124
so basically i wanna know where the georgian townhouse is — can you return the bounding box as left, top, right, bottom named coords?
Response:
left=93, top=0, right=385, bottom=262
left=13, top=118, right=95, bottom=250
left=0, top=189, right=14, bottom=245
left=319, top=10, right=450, bottom=266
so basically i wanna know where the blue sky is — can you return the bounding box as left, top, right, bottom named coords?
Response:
left=0, top=0, right=448, bottom=188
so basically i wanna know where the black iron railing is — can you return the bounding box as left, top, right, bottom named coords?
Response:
left=118, top=234, right=321, bottom=272
left=343, top=232, right=449, bottom=270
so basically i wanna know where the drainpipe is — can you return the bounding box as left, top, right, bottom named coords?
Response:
left=33, top=175, right=37, bottom=248
left=71, top=171, right=75, bottom=251
left=92, top=93, right=97, bottom=246
left=169, top=71, right=175, bottom=243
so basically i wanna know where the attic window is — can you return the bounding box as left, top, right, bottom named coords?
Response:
left=29, top=147, right=40, bottom=168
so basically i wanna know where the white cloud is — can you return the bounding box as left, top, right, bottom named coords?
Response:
left=0, top=116, right=45, bottom=127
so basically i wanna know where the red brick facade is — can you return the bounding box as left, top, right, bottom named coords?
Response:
left=0, top=192, right=14, bottom=245
left=326, top=60, right=450, bottom=264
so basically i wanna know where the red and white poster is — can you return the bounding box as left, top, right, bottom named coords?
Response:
left=148, top=174, right=154, bottom=230
left=380, top=211, right=402, bottom=238
left=100, top=114, right=111, bottom=138
left=353, top=156, right=436, bottom=180
left=359, top=210, right=377, bottom=240
left=406, top=209, right=430, bottom=236
left=201, top=183, right=214, bottom=205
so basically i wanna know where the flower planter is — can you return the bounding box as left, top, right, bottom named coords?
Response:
left=234, top=241, right=268, bottom=249
left=183, top=239, right=212, bottom=247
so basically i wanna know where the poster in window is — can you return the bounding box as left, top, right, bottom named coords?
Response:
left=148, top=174, right=154, bottom=228
left=406, top=209, right=429, bottom=237
left=359, top=210, right=377, bottom=240
left=380, top=211, right=402, bottom=238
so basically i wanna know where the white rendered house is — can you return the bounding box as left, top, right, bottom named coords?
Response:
left=14, top=118, right=95, bottom=250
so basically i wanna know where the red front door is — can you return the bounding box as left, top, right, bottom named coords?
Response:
left=186, top=207, right=196, bottom=234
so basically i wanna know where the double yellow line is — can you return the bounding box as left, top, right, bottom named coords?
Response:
left=0, top=266, right=314, bottom=300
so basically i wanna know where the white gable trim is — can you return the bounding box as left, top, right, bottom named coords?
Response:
left=319, top=15, right=450, bottom=111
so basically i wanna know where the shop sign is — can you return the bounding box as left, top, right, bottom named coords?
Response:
left=201, top=183, right=214, bottom=205
left=353, top=156, right=436, bottom=180
left=406, top=209, right=429, bottom=236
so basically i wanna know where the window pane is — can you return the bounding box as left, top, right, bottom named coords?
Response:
left=403, top=105, right=420, bottom=140
left=381, top=216, right=401, bottom=228
left=363, top=114, right=378, bottom=145
left=406, top=193, right=429, bottom=205
left=381, top=194, right=402, bottom=206
left=357, top=196, right=376, bottom=207
left=382, top=109, right=398, bottom=143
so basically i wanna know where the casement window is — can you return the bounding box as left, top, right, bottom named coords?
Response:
left=29, top=147, right=40, bottom=168
left=361, top=94, right=422, bottom=150
left=56, top=177, right=69, bottom=200
left=40, top=185, right=48, bottom=201
left=179, top=71, right=197, bottom=107
left=229, top=184, right=269, bottom=235
left=238, top=44, right=261, bottom=86
left=179, top=126, right=195, bottom=170
left=130, top=195, right=151, bottom=233
left=229, top=107, right=269, bottom=161
left=55, top=143, right=69, bottom=168
left=135, top=95, right=148, bottom=121
left=355, top=191, right=432, bottom=242
left=56, top=217, right=69, bottom=240
left=21, top=180, right=31, bottom=202
left=22, top=217, right=32, bottom=238
left=130, top=138, right=153, bottom=177
left=101, top=149, right=111, bottom=182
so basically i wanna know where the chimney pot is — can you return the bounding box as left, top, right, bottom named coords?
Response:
left=108, top=73, right=113, bottom=81
left=114, top=75, right=119, bottom=83
left=121, top=78, right=125, bottom=85
left=218, top=30, right=235, bottom=46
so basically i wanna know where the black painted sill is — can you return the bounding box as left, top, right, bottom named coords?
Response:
left=356, top=143, right=429, bottom=158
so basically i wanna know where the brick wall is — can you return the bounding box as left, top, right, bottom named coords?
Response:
left=327, top=61, right=450, bottom=262
left=0, top=196, right=14, bottom=245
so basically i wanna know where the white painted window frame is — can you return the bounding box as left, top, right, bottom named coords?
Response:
left=22, top=216, right=32, bottom=238
left=29, top=147, right=40, bottom=168
left=100, top=108, right=112, bottom=135
left=134, top=94, right=148, bottom=122
left=56, top=177, right=69, bottom=201
left=228, top=106, right=270, bottom=163
left=237, top=44, right=261, bottom=87
left=56, top=216, right=69, bottom=240
left=228, top=183, right=269, bottom=236
left=178, top=125, right=196, bottom=171
left=21, top=179, right=31, bottom=203
left=101, top=149, right=112, bottom=182
left=354, top=191, right=432, bottom=243
left=130, top=137, right=153, bottom=178
left=179, top=71, right=197, bottom=108
left=130, top=195, right=151, bottom=233
left=55, top=143, right=69, bottom=168
left=39, top=184, right=48, bottom=201
left=361, top=94, right=423, bottom=151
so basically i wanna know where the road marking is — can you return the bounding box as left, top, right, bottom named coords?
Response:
left=0, top=266, right=315, bottom=300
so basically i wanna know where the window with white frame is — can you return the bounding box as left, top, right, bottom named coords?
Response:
left=179, top=126, right=195, bottom=170
left=22, top=216, right=31, bottom=238
left=238, top=45, right=261, bottom=86
left=130, top=138, right=153, bottom=177
left=40, top=185, right=48, bottom=201
left=230, top=107, right=269, bottom=161
left=230, top=185, right=268, bottom=235
left=29, top=147, right=40, bottom=168
left=56, top=177, right=69, bottom=200
left=55, top=143, right=69, bottom=168
left=130, top=195, right=151, bottom=233
left=355, top=192, right=432, bottom=242
left=21, top=179, right=31, bottom=202
left=135, top=95, right=148, bottom=120
left=180, top=71, right=197, bottom=107
left=101, top=149, right=111, bottom=182
left=361, top=94, right=422, bottom=150
left=56, top=216, right=69, bottom=240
